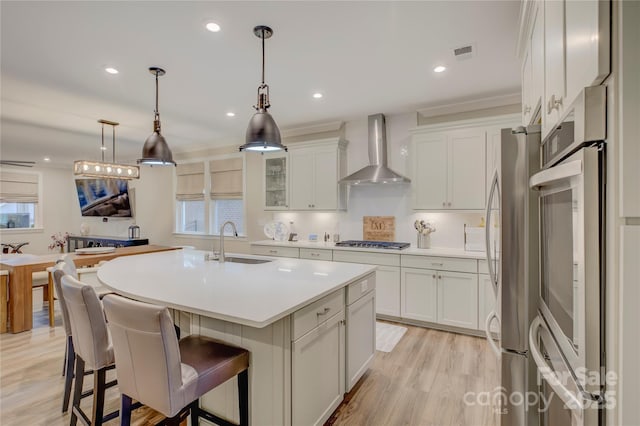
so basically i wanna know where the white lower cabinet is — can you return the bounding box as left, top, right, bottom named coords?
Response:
left=400, top=267, right=437, bottom=322
left=478, top=273, right=499, bottom=333
left=292, top=310, right=345, bottom=426
left=437, top=271, right=478, bottom=329
left=401, top=267, right=478, bottom=329
left=374, top=266, right=401, bottom=317
left=332, top=250, right=401, bottom=318
left=345, top=277, right=376, bottom=392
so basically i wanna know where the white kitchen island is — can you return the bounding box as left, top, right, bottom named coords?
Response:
left=97, top=249, right=377, bottom=426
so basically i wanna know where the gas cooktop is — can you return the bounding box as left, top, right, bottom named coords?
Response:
left=334, top=240, right=410, bottom=250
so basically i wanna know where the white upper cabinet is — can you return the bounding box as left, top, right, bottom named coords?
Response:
left=564, top=0, right=610, bottom=104
left=543, top=0, right=566, bottom=136
left=287, top=138, right=347, bottom=211
left=411, top=127, right=485, bottom=210
left=521, top=1, right=544, bottom=125
left=263, top=153, right=289, bottom=210
left=520, top=0, right=610, bottom=138
left=411, top=115, right=519, bottom=211
left=413, top=134, right=448, bottom=209
left=448, top=129, right=487, bottom=209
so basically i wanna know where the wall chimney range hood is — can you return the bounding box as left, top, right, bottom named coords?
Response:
left=339, top=114, right=410, bottom=185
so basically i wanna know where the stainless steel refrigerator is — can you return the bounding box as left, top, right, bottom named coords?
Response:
left=484, top=125, right=541, bottom=426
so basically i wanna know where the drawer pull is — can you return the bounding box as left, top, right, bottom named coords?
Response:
left=316, top=307, right=330, bottom=317
left=269, top=250, right=278, bottom=254
left=431, top=262, right=443, bottom=267
left=311, top=253, right=320, bottom=257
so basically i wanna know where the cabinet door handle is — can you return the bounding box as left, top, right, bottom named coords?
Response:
left=438, top=275, right=442, bottom=280
left=316, top=307, right=330, bottom=317
left=447, top=202, right=452, bottom=207
left=432, top=274, right=436, bottom=279
left=552, top=95, right=563, bottom=111
left=442, top=202, right=446, bottom=207
left=523, top=105, right=531, bottom=114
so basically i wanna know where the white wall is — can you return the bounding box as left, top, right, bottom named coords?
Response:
left=0, top=164, right=175, bottom=254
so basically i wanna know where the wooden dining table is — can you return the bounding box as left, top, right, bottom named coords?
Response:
left=0, top=244, right=178, bottom=333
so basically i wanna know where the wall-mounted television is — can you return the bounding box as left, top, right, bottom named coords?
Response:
left=75, top=178, right=132, bottom=217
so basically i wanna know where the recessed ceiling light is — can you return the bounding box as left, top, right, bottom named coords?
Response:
left=206, top=22, right=221, bottom=32
left=433, top=65, right=447, bottom=73
left=226, top=112, right=236, bottom=117
left=105, top=67, right=119, bottom=74
left=43, top=157, right=51, bottom=162
left=312, top=92, right=323, bottom=99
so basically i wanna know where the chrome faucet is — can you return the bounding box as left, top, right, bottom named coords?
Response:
left=218, top=221, right=238, bottom=263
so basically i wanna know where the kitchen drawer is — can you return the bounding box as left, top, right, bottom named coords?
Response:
left=346, top=273, right=376, bottom=305
left=292, top=289, right=344, bottom=340
left=401, top=255, right=477, bottom=273
left=333, top=250, right=400, bottom=267
left=300, top=248, right=333, bottom=261
left=251, top=245, right=300, bottom=258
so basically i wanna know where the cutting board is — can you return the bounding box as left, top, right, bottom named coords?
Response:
left=363, top=216, right=395, bottom=241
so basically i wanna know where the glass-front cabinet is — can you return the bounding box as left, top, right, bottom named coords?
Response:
left=264, top=153, right=289, bottom=210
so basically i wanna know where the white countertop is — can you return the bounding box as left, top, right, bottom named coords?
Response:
left=97, top=250, right=376, bottom=329
left=251, top=239, right=487, bottom=260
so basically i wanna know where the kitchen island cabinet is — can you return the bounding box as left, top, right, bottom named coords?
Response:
left=98, top=250, right=376, bottom=426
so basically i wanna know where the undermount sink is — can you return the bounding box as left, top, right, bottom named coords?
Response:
left=224, top=257, right=272, bottom=264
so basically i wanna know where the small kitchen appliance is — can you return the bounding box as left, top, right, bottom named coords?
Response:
left=128, top=225, right=140, bottom=239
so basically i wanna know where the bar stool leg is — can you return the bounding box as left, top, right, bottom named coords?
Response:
left=92, top=367, right=107, bottom=426
left=238, top=369, right=249, bottom=426
left=70, top=356, right=85, bottom=426
left=121, top=394, right=133, bottom=426
left=62, top=336, right=75, bottom=413
left=189, top=400, right=199, bottom=426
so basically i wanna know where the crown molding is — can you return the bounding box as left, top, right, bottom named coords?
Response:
left=416, top=92, right=521, bottom=118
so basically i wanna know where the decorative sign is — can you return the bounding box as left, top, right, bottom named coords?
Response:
left=363, top=216, right=395, bottom=241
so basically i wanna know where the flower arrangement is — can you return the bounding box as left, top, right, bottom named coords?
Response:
left=414, top=220, right=436, bottom=235
left=48, top=232, right=69, bottom=251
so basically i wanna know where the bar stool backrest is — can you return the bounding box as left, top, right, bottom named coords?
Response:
left=102, top=294, right=192, bottom=417
left=61, top=275, right=113, bottom=371
left=51, top=261, right=76, bottom=336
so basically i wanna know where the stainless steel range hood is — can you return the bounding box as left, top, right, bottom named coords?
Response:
left=339, top=114, right=410, bottom=185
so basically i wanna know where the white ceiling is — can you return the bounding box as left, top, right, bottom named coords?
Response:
left=0, top=1, right=522, bottom=166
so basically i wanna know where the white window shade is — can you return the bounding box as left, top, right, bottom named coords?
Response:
left=0, top=171, right=39, bottom=203
left=176, top=162, right=205, bottom=201
left=210, top=158, right=243, bottom=199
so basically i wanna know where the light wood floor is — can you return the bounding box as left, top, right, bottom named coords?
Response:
left=1, top=298, right=499, bottom=426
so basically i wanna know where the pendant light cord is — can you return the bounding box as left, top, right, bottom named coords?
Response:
left=101, top=122, right=105, bottom=162
left=261, top=28, right=266, bottom=85
left=112, top=124, right=116, bottom=162
left=155, top=71, right=160, bottom=120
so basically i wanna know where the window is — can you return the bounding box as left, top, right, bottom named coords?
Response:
left=175, top=155, right=245, bottom=236
left=0, top=170, right=41, bottom=229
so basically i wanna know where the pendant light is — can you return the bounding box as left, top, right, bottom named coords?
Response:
left=138, top=67, right=176, bottom=166
left=74, top=120, right=140, bottom=179
left=239, top=25, right=287, bottom=153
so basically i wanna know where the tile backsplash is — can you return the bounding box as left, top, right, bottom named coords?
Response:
left=272, top=185, right=484, bottom=249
